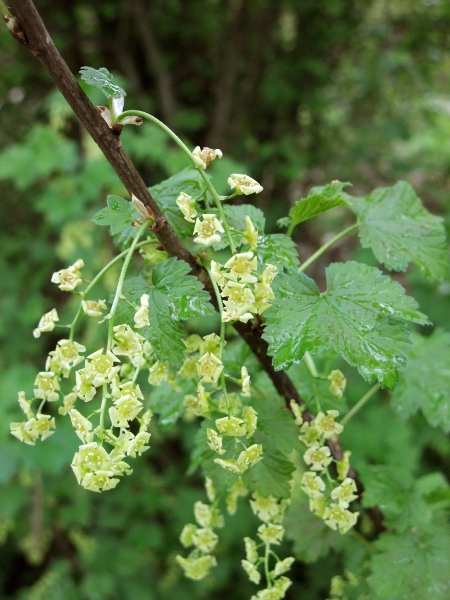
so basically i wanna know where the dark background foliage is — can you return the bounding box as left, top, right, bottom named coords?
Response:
left=1, top=1, right=449, bottom=598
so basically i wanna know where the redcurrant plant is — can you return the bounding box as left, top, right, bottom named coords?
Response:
left=7, top=58, right=450, bottom=600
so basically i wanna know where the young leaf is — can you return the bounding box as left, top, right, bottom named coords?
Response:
left=284, top=497, right=345, bottom=563
left=150, top=169, right=204, bottom=240
left=289, top=181, right=351, bottom=226
left=80, top=66, right=125, bottom=99
left=368, top=524, right=450, bottom=600
left=151, top=257, right=214, bottom=319
left=92, top=195, right=137, bottom=248
left=263, top=261, right=429, bottom=388
left=349, top=181, right=448, bottom=280
left=242, top=448, right=294, bottom=498
left=390, top=329, right=450, bottom=432
left=254, top=234, right=300, bottom=271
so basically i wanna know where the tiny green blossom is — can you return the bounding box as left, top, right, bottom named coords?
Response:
left=303, top=445, right=333, bottom=471
left=175, top=554, right=217, bottom=580
left=226, top=478, right=248, bottom=515
left=236, top=444, right=263, bottom=470
left=69, top=408, right=93, bottom=443
left=224, top=252, right=258, bottom=284
left=253, top=282, right=275, bottom=315
left=192, top=146, right=222, bottom=169
left=289, top=399, right=304, bottom=426
left=300, top=471, right=326, bottom=499
left=51, top=258, right=84, bottom=291
left=139, top=242, right=169, bottom=263
left=126, top=430, right=151, bottom=457
left=81, top=299, right=107, bottom=317
left=193, top=214, right=224, bottom=246
left=10, top=421, right=39, bottom=445
left=261, top=264, right=278, bottom=285
left=197, top=352, right=223, bottom=384
left=323, top=504, right=359, bottom=534
left=200, top=333, right=221, bottom=356
left=337, top=450, right=352, bottom=481
left=85, top=349, right=120, bottom=387
left=257, top=523, right=285, bottom=545
left=243, top=215, right=258, bottom=250
left=33, top=308, right=59, bottom=338
left=309, top=495, right=328, bottom=518
left=214, top=457, right=244, bottom=474
left=47, top=339, right=85, bottom=377
left=176, top=192, right=197, bottom=223
left=17, top=391, right=33, bottom=419
left=244, top=536, right=259, bottom=563
left=194, top=501, right=221, bottom=528
left=180, top=523, right=197, bottom=547
left=205, top=476, right=216, bottom=503
left=134, top=293, right=150, bottom=328
left=222, top=281, right=256, bottom=323
left=58, top=391, right=77, bottom=415
left=298, top=421, right=321, bottom=447
left=314, top=410, right=344, bottom=439
left=34, top=371, right=60, bottom=402
left=330, top=478, right=358, bottom=508
left=193, top=527, right=219, bottom=553
left=215, top=416, right=246, bottom=437
left=242, top=405, right=257, bottom=437
left=250, top=492, right=285, bottom=523
left=272, top=557, right=295, bottom=578
left=75, top=369, right=96, bottom=402
left=148, top=360, right=169, bottom=386
left=228, top=174, right=263, bottom=196
left=241, top=366, right=251, bottom=397
left=206, top=428, right=226, bottom=455
left=81, top=471, right=120, bottom=493
left=210, top=260, right=226, bottom=287
left=242, top=560, right=261, bottom=584
left=328, top=369, right=347, bottom=399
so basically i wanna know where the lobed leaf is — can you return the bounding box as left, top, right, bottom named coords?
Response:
left=92, top=195, right=138, bottom=248
left=289, top=180, right=351, bottom=226
left=263, top=261, right=429, bottom=388
left=349, top=181, right=448, bottom=281
left=390, top=329, right=450, bottom=432
left=80, top=66, right=125, bottom=99
left=254, top=233, right=300, bottom=271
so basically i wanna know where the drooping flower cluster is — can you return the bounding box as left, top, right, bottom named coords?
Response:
left=211, top=254, right=278, bottom=323
left=292, top=401, right=358, bottom=534
left=176, top=478, right=224, bottom=580
left=241, top=492, right=294, bottom=599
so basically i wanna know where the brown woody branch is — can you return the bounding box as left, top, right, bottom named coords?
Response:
left=6, top=0, right=347, bottom=465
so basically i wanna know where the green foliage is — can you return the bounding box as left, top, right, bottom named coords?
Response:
left=264, top=261, right=428, bottom=387
left=391, top=329, right=450, bottom=432
left=80, top=66, right=126, bottom=99
left=92, top=194, right=138, bottom=247
left=349, top=181, right=448, bottom=280
left=288, top=181, right=351, bottom=227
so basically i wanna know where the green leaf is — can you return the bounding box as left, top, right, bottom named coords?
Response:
left=242, top=448, right=294, bottom=498
left=80, top=66, right=126, bottom=99
left=148, top=380, right=195, bottom=428
left=92, top=195, right=138, bottom=248
left=288, top=361, right=348, bottom=414
left=251, top=395, right=303, bottom=456
left=151, top=257, right=214, bottom=319
left=254, top=234, right=300, bottom=271
left=150, top=169, right=204, bottom=240
left=361, top=466, right=430, bottom=531
left=289, top=181, right=351, bottom=226
left=391, top=329, right=450, bottom=432
left=263, top=261, right=429, bottom=388
left=349, top=181, right=448, bottom=281
left=368, top=524, right=450, bottom=600
left=284, top=496, right=345, bottom=562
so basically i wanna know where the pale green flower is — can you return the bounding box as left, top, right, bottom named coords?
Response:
left=134, top=293, right=150, bottom=328
left=228, top=174, right=263, bottom=196
left=303, top=445, right=333, bottom=471
left=176, top=191, right=197, bottom=223
left=47, top=339, right=85, bottom=377
left=337, top=450, right=352, bottom=481
left=328, top=369, right=346, bottom=399
left=51, top=258, right=84, bottom=291
left=33, top=308, right=59, bottom=338
left=126, top=431, right=151, bottom=457
left=241, top=367, right=251, bottom=398
left=330, top=477, right=358, bottom=508
left=193, top=214, right=225, bottom=246
left=197, top=352, right=223, bottom=384
left=224, top=252, right=258, bottom=284
left=58, top=391, right=77, bottom=415
left=289, top=399, right=304, bottom=426
left=75, top=369, right=96, bottom=402
left=85, top=349, right=120, bottom=387
left=226, top=479, right=248, bottom=515
left=210, top=260, right=226, bottom=286
left=34, top=371, right=60, bottom=402
left=298, top=421, right=321, bottom=447
left=236, top=444, right=263, bottom=470
left=314, top=410, right=343, bottom=439
left=242, top=215, right=258, bottom=250
left=257, top=523, right=285, bottom=545
left=180, top=523, right=197, bottom=547
left=272, top=557, right=295, bottom=578
left=250, top=492, right=283, bottom=523
left=206, top=428, right=226, bottom=455
left=148, top=360, right=169, bottom=386
left=175, top=554, right=217, bottom=580
left=81, top=299, right=107, bottom=317
left=194, top=501, right=213, bottom=528
left=80, top=471, right=119, bottom=493
left=193, top=527, right=219, bottom=553
left=300, top=471, right=326, bottom=499
left=215, top=416, right=246, bottom=437
left=323, top=504, right=358, bottom=534
left=242, top=559, right=261, bottom=584
left=200, top=333, right=221, bottom=357
left=242, top=405, right=257, bottom=436
left=205, top=476, right=216, bottom=503
left=214, top=457, right=244, bottom=474
left=69, top=408, right=93, bottom=443
left=244, top=537, right=259, bottom=563
left=192, top=146, right=222, bottom=169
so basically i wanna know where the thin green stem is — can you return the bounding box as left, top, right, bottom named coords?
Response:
left=119, top=110, right=237, bottom=252
left=341, top=383, right=381, bottom=427
left=298, top=222, right=359, bottom=274
left=0, top=1, right=12, bottom=17
left=68, top=239, right=153, bottom=341
left=303, top=352, right=321, bottom=412
left=264, top=543, right=271, bottom=586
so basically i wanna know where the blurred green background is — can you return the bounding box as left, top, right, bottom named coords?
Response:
left=1, top=1, right=450, bottom=598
